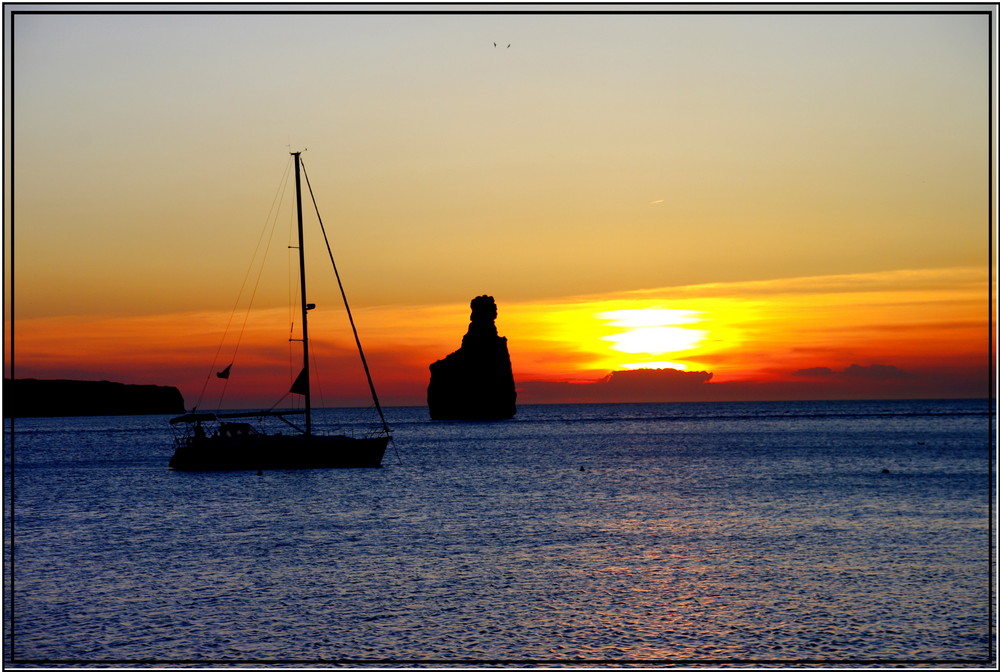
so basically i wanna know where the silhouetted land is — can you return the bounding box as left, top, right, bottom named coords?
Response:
left=428, top=295, right=517, bottom=420
left=4, top=379, right=185, bottom=418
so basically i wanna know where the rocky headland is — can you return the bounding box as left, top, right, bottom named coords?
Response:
left=4, top=378, right=186, bottom=418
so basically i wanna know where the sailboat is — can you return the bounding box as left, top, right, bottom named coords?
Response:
left=168, top=152, right=392, bottom=470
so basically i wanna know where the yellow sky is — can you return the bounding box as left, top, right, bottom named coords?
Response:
left=5, top=6, right=993, bottom=405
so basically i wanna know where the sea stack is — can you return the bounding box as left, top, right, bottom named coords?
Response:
left=428, top=295, right=516, bottom=420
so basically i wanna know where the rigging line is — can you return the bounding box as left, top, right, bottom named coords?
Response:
left=215, top=159, right=294, bottom=412
left=299, top=159, right=391, bottom=436
left=196, top=158, right=294, bottom=410
left=267, top=392, right=290, bottom=412
left=389, top=435, right=403, bottom=466
left=287, top=197, right=306, bottom=398
left=311, top=346, right=327, bottom=411
left=288, top=319, right=296, bottom=394
left=287, top=185, right=298, bottom=359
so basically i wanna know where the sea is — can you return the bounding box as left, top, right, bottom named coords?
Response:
left=4, top=399, right=995, bottom=668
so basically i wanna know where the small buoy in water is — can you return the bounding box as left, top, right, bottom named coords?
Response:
left=580, top=466, right=585, bottom=471
left=257, top=469, right=263, bottom=476
left=882, top=468, right=890, bottom=474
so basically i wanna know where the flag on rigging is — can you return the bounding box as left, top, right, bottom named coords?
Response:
left=216, top=364, right=232, bottom=379
left=290, top=368, right=309, bottom=396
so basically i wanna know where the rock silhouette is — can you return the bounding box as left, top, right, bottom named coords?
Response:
left=428, top=295, right=516, bottom=420
left=4, top=378, right=185, bottom=418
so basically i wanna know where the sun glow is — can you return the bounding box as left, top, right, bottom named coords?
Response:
left=502, top=300, right=737, bottom=377
left=595, top=308, right=708, bottom=369
left=602, top=325, right=707, bottom=354
left=596, top=308, right=701, bottom=328
left=620, top=361, right=690, bottom=371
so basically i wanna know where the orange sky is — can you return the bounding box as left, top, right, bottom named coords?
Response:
left=8, top=266, right=990, bottom=408
left=4, top=9, right=993, bottom=409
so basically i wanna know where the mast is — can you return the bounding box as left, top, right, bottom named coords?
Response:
left=292, top=151, right=312, bottom=435
left=299, top=160, right=393, bottom=437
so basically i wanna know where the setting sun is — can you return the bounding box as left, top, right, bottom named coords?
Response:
left=596, top=308, right=708, bottom=371
left=601, top=325, right=707, bottom=354
left=595, top=309, right=704, bottom=364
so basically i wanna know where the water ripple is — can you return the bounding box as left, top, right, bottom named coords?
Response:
left=7, top=400, right=992, bottom=664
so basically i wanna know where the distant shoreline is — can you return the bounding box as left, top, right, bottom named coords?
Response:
left=4, top=378, right=186, bottom=418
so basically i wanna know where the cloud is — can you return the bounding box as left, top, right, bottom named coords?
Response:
left=517, top=360, right=984, bottom=405
left=594, top=266, right=985, bottom=301
left=600, top=368, right=713, bottom=387
left=792, top=366, right=837, bottom=378
left=519, top=367, right=714, bottom=403
left=792, top=363, right=913, bottom=380
left=842, top=363, right=913, bottom=380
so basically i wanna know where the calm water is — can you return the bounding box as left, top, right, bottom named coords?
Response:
left=4, top=399, right=995, bottom=665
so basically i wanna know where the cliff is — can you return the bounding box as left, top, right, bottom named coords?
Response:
left=4, top=378, right=186, bottom=418
left=428, top=295, right=517, bottom=420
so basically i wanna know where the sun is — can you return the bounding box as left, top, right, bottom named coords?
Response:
left=595, top=308, right=708, bottom=370
left=602, top=325, right=706, bottom=354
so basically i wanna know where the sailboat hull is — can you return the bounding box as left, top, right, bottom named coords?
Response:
left=169, top=434, right=390, bottom=471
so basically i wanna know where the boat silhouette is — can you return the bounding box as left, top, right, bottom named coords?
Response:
left=168, top=152, right=392, bottom=470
